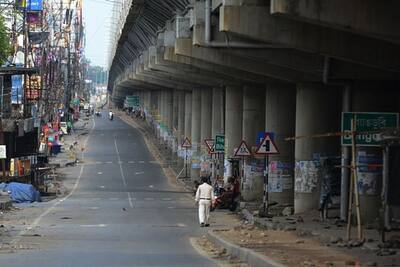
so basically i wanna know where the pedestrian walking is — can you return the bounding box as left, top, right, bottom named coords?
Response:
left=195, top=176, right=214, bottom=227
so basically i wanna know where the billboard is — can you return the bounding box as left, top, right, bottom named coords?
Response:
left=11, top=75, right=24, bottom=104
left=27, top=0, right=43, bottom=11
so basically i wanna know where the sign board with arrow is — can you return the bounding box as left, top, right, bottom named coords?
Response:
left=234, top=140, right=252, bottom=157
left=255, top=133, right=279, bottom=155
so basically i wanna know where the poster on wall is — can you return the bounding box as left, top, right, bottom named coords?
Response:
left=294, top=160, right=320, bottom=193
left=268, top=161, right=293, bottom=193
left=357, top=151, right=382, bottom=195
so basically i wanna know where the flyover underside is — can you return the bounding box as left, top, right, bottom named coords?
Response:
left=109, top=0, right=400, bottom=223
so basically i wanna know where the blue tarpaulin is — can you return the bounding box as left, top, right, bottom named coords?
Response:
left=0, top=182, right=41, bottom=203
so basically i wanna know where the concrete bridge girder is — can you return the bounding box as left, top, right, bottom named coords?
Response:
left=174, top=38, right=321, bottom=83
left=151, top=46, right=270, bottom=87
left=226, top=48, right=400, bottom=81
left=134, top=63, right=201, bottom=90
left=218, top=4, right=400, bottom=72
left=124, top=67, right=189, bottom=91
left=270, top=0, right=400, bottom=45
left=163, top=46, right=276, bottom=84
left=146, top=50, right=224, bottom=87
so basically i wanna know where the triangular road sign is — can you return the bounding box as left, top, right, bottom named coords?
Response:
left=234, top=140, right=252, bottom=157
left=255, top=133, right=279, bottom=154
left=204, top=139, right=214, bottom=153
left=181, top=137, right=192, bottom=148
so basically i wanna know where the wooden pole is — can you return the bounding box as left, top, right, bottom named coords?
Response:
left=346, top=162, right=354, bottom=241
left=351, top=117, right=363, bottom=241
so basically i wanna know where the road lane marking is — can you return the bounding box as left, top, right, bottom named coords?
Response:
left=80, top=224, right=108, bottom=228
left=144, top=197, right=154, bottom=201
left=128, top=161, right=135, bottom=163
left=12, top=117, right=96, bottom=243
left=135, top=171, right=144, bottom=175
left=128, top=192, right=133, bottom=208
left=106, top=161, right=113, bottom=164
left=100, top=185, right=105, bottom=189
left=97, top=172, right=103, bottom=175
left=114, top=139, right=127, bottom=187
left=162, top=198, right=172, bottom=201
left=149, top=185, right=154, bottom=188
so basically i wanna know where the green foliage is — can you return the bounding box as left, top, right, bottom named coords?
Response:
left=0, top=14, right=10, bottom=65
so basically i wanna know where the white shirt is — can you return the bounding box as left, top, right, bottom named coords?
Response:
left=195, top=182, right=214, bottom=202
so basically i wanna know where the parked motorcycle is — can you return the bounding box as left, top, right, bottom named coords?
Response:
left=211, top=185, right=239, bottom=211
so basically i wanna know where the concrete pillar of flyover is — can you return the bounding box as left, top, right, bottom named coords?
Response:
left=212, top=87, right=225, bottom=179
left=160, top=91, right=167, bottom=142
left=200, top=88, right=213, bottom=177
left=183, top=92, right=192, bottom=178
left=351, top=82, right=399, bottom=222
left=176, top=90, right=186, bottom=169
left=172, top=90, right=179, bottom=154
left=177, top=91, right=185, bottom=147
left=294, top=83, right=341, bottom=214
left=165, top=90, right=174, bottom=152
left=265, top=83, right=296, bottom=209
left=224, top=85, right=243, bottom=182
left=241, top=85, right=265, bottom=202
left=184, top=92, right=192, bottom=143
left=191, top=88, right=202, bottom=181
left=156, top=91, right=162, bottom=139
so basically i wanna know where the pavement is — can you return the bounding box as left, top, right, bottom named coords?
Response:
left=0, top=110, right=233, bottom=266
left=118, top=111, right=400, bottom=267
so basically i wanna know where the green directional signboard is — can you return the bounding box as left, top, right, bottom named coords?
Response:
left=214, top=134, right=225, bottom=153
left=341, top=112, right=399, bottom=146
left=125, top=95, right=140, bottom=107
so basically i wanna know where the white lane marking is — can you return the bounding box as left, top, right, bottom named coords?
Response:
left=80, top=224, right=108, bottom=228
left=114, top=139, right=127, bottom=187
left=144, top=198, right=154, bottom=201
left=128, top=192, right=133, bottom=208
left=97, top=172, right=103, bottom=175
left=100, top=185, right=105, bottom=189
left=128, top=161, right=135, bottom=164
left=88, top=207, right=99, bottom=210
left=12, top=117, right=96, bottom=243
left=167, top=206, right=174, bottom=209
left=106, top=161, right=113, bottom=164
left=135, top=171, right=144, bottom=175
left=162, top=198, right=172, bottom=201
left=177, top=223, right=187, bottom=227
left=149, top=185, right=154, bottom=188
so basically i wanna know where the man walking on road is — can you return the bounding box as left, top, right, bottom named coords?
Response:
left=195, top=177, right=214, bottom=227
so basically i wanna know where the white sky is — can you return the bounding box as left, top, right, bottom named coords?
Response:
left=83, top=0, right=113, bottom=68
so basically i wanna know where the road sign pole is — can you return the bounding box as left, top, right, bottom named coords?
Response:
left=241, top=156, right=245, bottom=190
left=263, top=155, right=269, bottom=214
left=185, top=147, right=188, bottom=178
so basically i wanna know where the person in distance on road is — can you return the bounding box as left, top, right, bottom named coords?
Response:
left=195, top=176, right=214, bottom=227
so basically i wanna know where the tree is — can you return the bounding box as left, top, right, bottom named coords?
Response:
left=0, top=14, right=10, bottom=65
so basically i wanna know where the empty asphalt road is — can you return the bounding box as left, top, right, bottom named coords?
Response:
left=0, top=112, right=217, bottom=267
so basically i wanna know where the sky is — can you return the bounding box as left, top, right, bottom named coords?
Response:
left=83, top=0, right=113, bottom=68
